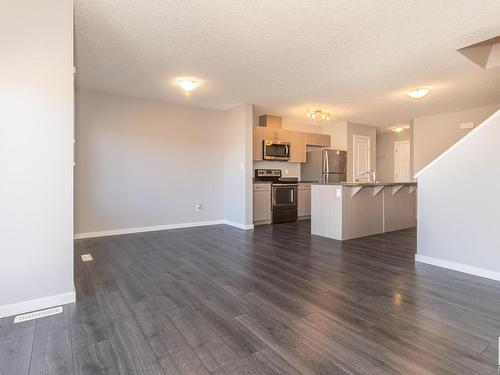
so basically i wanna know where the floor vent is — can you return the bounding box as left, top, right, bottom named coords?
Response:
left=14, top=306, right=63, bottom=323
left=81, top=254, right=93, bottom=262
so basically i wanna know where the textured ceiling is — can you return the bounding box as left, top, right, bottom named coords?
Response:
left=75, top=0, right=500, bottom=128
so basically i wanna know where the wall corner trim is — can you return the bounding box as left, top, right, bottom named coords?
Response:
left=415, top=254, right=500, bottom=282
left=0, top=290, right=76, bottom=319
left=223, top=220, right=254, bottom=230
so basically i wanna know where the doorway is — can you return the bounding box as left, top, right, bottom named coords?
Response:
left=394, top=140, right=410, bottom=182
left=353, top=134, right=371, bottom=181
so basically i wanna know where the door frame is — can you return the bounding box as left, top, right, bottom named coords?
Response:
left=393, top=140, right=410, bottom=182
left=353, top=134, right=371, bottom=181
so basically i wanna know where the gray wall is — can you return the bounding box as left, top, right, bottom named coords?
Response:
left=376, top=130, right=411, bottom=182
left=417, top=110, right=500, bottom=278
left=347, top=122, right=377, bottom=181
left=224, top=104, right=253, bottom=227
left=413, top=104, right=500, bottom=174
left=75, top=90, right=226, bottom=234
left=0, top=0, right=74, bottom=316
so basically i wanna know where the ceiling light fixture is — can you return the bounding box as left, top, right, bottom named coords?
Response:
left=306, top=109, right=331, bottom=121
left=390, top=125, right=410, bottom=133
left=178, top=79, right=199, bottom=92
left=407, top=88, right=430, bottom=99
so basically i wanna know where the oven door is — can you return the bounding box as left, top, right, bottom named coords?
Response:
left=263, top=141, right=290, bottom=161
left=272, top=184, right=297, bottom=209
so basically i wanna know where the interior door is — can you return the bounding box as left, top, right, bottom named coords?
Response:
left=394, top=140, right=411, bottom=182
left=353, top=135, right=370, bottom=181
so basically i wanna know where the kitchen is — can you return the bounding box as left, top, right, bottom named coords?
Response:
left=253, top=114, right=417, bottom=240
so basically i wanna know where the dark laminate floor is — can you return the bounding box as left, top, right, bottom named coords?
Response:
left=2, top=221, right=500, bottom=374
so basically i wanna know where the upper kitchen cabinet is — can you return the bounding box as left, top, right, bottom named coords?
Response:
left=253, top=127, right=263, bottom=161
left=306, top=133, right=330, bottom=147
left=287, top=131, right=306, bottom=163
left=259, top=115, right=282, bottom=129
left=252, top=114, right=330, bottom=162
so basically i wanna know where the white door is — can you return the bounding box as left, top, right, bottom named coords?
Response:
left=353, top=135, right=370, bottom=181
left=394, top=140, right=410, bottom=182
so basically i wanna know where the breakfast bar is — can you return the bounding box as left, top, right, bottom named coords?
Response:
left=311, top=182, right=417, bottom=241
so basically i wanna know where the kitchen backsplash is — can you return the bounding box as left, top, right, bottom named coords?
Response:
left=253, top=161, right=301, bottom=178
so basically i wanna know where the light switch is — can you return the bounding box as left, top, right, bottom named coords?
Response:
left=460, top=122, right=474, bottom=129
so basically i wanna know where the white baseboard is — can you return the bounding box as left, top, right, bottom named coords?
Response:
left=75, top=219, right=255, bottom=239
left=74, top=220, right=226, bottom=239
left=0, top=290, right=76, bottom=319
left=415, top=254, right=500, bottom=282
left=223, top=220, right=254, bottom=230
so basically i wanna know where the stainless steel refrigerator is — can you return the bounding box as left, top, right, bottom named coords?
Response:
left=301, top=149, right=347, bottom=183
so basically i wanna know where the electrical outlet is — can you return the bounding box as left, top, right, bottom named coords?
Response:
left=284, top=169, right=289, bottom=175
left=195, top=204, right=202, bottom=212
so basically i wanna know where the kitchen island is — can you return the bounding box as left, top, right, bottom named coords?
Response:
left=311, top=182, right=417, bottom=240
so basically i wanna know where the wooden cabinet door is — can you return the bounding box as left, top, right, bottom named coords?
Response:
left=298, top=184, right=311, bottom=217
left=253, top=183, right=271, bottom=223
left=295, top=132, right=307, bottom=162
left=319, top=134, right=331, bottom=147
left=261, top=127, right=280, bottom=143
left=253, top=188, right=271, bottom=223
left=253, top=127, right=263, bottom=161
left=305, top=133, right=331, bottom=148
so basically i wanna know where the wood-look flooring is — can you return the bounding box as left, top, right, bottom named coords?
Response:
left=1, top=221, right=500, bottom=374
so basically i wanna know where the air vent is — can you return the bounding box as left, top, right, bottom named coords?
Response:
left=14, top=306, right=63, bottom=323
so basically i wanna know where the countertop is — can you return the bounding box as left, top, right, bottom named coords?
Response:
left=253, top=180, right=316, bottom=184
left=311, top=181, right=417, bottom=187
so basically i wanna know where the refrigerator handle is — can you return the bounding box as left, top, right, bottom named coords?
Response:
left=325, top=150, right=329, bottom=174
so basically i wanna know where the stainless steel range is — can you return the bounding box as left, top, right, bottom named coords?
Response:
left=254, top=169, right=298, bottom=224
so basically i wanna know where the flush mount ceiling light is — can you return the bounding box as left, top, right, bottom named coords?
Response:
left=178, top=79, right=199, bottom=92
left=306, top=109, right=331, bottom=121
left=407, top=88, right=431, bottom=99
left=390, top=125, right=410, bottom=133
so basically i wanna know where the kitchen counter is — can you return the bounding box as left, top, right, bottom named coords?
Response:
left=311, top=182, right=417, bottom=240
left=312, top=181, right=417, bottom=187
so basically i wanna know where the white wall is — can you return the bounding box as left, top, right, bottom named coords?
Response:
left=75, top=90, right=227, bottom=235
left=0, top=0, right=75, bottom=317
left=224, top=104, right=254, bottom=228
left=376, top=130, right=411, bottom=182
left=416, top=110, right=500, bottom=280
left=347, top=122, right=377, bottom=181
left=413, top=104, right=500, bottom=174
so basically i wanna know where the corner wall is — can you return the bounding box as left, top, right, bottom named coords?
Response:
left=413, top=104, right=500, bottom=174
left=75, top=90, right=226, bottom=236
left=224, top=104, right=254, bottom=228
left=0, top=0, right=75, bottom=317
left=376, top=129, right=411, bottom=182
left=416, top=110, right=500, bottom=280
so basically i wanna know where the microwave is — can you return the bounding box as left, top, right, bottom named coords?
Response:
left=263, top=140, right=290, bottom=161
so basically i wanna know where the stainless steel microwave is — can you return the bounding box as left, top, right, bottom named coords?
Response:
left=263, top=140, right=290, bottom=161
